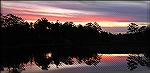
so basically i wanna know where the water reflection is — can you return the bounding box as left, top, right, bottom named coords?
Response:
left=46, top=53, right=52, bottom=59
left=33, top=53, right=150, bottom=71
left=1, top=53, right=150, bottom=72
left=127, top=54, right=150, bottom=70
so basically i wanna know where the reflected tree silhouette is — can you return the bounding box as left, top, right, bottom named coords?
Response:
left=127, top=54, right=150, bottom=71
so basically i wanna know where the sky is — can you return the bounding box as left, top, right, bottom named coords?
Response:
left=1, top=1, right=150, bottom=33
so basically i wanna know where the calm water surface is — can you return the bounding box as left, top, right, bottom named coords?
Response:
left=22, top=54, right=149, bottom=72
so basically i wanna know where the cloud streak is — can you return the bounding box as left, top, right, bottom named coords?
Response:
left=1, top=1, right=149, bottom=33
left=2, top=1, right=149, bottom=22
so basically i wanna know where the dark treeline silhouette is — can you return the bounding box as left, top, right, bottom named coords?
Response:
left=1, top=14, right=150, bottom=72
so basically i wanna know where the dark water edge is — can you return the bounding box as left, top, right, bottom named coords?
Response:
left=1, top=43, right=150, bottom=73
left=2, top=41, right=150, bottom=53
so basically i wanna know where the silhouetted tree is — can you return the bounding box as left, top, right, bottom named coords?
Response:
left=127, top=23, right=139, bottom=34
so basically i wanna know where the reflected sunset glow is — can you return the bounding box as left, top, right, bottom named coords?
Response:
left=98, top=54, right=129, bottom=61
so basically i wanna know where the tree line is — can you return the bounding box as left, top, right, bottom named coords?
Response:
left=0, top=14, right=150, bottom=72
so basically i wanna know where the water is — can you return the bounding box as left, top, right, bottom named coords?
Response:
left=22, top=54, right=149, bottom=72
left=1, top=54, right=150, bottom=73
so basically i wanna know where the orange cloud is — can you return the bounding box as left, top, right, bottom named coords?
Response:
left=20, top=14, right=129, bottom=22
left=2, top=7, right=130, bottom=22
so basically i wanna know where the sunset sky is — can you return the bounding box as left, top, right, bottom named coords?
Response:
left=1, top=1, right=150, bottom=33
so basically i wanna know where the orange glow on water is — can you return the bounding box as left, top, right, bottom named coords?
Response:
left=46, top=53, right=52, bottom=59
left=98, top=54, right=128, bottom=61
